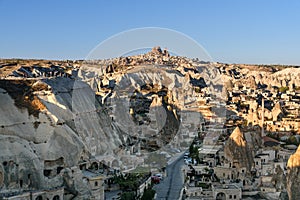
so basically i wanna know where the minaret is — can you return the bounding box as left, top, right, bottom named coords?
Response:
left=261, top=97, right=265, bottom=137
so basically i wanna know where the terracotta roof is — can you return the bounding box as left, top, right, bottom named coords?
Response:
left=262, top=136, right=280, bottom=145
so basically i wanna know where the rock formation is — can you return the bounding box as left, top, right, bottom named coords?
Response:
left=224, top=127, right=254, bottom=171
left=0, top=49, right=226, bottom=198
left=272, top=102, right=284, bottom=121
left=2, top=49, right=300, bottom=198
left=0, top=78, right=122, bottom=198
left=287, top=145, right=300, bottom=200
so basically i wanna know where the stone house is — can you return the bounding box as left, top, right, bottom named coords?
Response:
left=212, top=184, right=242, bottom=200
left=214, top=166, right=235, bottom=181
left=277, top=149, right=293, bottom=163
left=82, top=170, right=104, bottom=200
left=260, top=176, right=276, bottom=193
left=185, top=187, right=213, bottom=199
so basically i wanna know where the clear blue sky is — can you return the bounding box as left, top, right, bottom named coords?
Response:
left=1, top=0, right=299, bottom=65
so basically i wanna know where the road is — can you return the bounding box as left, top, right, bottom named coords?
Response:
left=153, top=155, right=185, bottom=200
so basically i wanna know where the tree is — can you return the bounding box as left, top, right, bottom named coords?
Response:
left=287, top=135, right=299, bottom=146
left=121, top=192, right=135, bottom=200
left=279, top=86, right=289, bottom=93
left=189, top=143, right=200, bottom=163
left=141, top=189, right=155, bottom=200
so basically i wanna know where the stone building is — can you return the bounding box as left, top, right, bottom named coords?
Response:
left=212, top=184, right=242, bottom=200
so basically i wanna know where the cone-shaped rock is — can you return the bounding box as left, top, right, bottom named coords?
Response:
left=224, top=127, right=253, bottom=171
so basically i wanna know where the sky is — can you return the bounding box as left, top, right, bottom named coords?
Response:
left=0, top=0, right=299, bottom=65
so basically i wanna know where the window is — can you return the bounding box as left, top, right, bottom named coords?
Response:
left=234, top=195, right=237, bottom=199
left=43, top=169, right=51, bottom=177
left=79, top=164, right=86, bottom=170
left=57, top=167, right=63, bottom=174
left=95, top=181, right=98, bottom=187
left=229, top=194, right=232, bottom=199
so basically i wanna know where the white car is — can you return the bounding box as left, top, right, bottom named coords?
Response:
left=154, top=173, right=163, bottom=180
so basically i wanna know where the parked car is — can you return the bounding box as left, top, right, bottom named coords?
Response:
left=154, top=173, right=163, bottom=180
left=151, top=176, right=160, bottom=184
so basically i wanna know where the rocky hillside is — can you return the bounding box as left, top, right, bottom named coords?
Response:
left=1, top=47, right=299, bottom=199
left=0, top=47, right=224, bottom=198
left=0, top=77, right=126, bottom=197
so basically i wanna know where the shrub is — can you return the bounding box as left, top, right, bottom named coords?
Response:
left=279, top=86, right=289, bottom=93
left=141, top=188, right=155, bottom=200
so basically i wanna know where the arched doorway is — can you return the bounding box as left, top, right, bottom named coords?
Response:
left=53, top=195, right=60, bottom=200
left=216, top=192, right=226, bottom=200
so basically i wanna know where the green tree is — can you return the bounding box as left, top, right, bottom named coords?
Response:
left=287, top=135, right=299, bottom=145
left=189, top=143, right=200, bottom=163
left=279, top=86, right=289, bottom=93
left=141, top=189, right=156, bottom=200
left=121, top=192, right=135, bottom=200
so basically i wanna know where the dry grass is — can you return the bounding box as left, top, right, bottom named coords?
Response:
left=0, top=80, right=46, bottom=117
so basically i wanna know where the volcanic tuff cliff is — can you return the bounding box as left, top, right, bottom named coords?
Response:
left=0, top=47, right=222, bottom=198
left=0, top=78, right=125, bottom=198
left=1, top=47, right=300, bottom=199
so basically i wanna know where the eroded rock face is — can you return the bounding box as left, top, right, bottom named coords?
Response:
left=224, top=127, right=254, bottom=171
left=0, top=135, right=44, bottom=190
left=0, top=78, right=123, bottom=197
left=0, top=51, right=225, bottom=197
left=287, top=146, right=300, bottom=200
left=77, top=59, right=220, bottom=154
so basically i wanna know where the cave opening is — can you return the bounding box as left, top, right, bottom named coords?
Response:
left=19, top=179, right=23, bottom=188
left=57, top=167, right=63, bottom=174
left=43, top=169, right=51, bottom=177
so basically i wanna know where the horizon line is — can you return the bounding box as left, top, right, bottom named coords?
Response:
left=0, top=57, right=299, bottom=67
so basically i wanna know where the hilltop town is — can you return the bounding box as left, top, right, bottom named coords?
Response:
left=0, top=47, right=300, bottom=199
